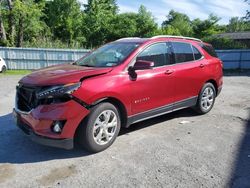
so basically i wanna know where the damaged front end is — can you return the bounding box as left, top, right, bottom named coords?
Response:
left=15, top=82, right=86, bottom=113
left=14, top=82, right=90, bottom=149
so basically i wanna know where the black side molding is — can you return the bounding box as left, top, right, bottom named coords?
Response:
left=127, top=96, right=197, bottom=127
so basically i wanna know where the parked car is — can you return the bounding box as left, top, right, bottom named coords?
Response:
left=13, top=35, right=223, bottom=152
left=0, top=56, right=7, bottom=73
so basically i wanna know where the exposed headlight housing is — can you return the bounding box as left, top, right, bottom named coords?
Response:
left=36, top=82, right=81, bottom=100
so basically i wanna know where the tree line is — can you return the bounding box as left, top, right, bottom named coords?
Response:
left=0, top=0, right=249, bottom=49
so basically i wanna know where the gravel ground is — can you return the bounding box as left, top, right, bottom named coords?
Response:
left=0, top=74, right=249, bottom=188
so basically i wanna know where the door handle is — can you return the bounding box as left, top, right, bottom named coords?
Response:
left=200, top=63, right=205, bottom=68
left=165, top=69, right=175, bottom=75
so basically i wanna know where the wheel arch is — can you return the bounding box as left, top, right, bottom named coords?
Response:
left=205, top=79, right=218, bottom=96
left=92, top=97, right=128, bottom=128
left=74, top=96, right=128, bottom=147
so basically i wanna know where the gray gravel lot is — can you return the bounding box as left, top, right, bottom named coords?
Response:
left=0, top=74, right=249, bottom=188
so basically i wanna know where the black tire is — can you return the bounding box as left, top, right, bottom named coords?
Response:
left=77, top=102, right=121, bottom=153
left=194, top=83, right=216, bottom=114
left=1, top=65, right=6, bottom=73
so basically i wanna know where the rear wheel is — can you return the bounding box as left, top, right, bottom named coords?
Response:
left=77, top=102, right=121, bottom=153
left=1, top=65, right=6, bottom=73
left=195, top=83, right=216, bottom=114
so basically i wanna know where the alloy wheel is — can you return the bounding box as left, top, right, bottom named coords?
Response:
left=92, top=110, right=118, bottom=145
left=201, top=87, right=214, bottom=111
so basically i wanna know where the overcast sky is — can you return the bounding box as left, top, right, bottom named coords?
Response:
left=79, top=0, right=249, bottom=25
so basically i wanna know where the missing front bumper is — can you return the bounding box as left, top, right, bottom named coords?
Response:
left=13, top=109, right=74, bottom=150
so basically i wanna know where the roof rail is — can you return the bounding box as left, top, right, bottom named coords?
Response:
left=116, top=37, right=141, bottom=41
left=151, top=35, right=202, bottom=42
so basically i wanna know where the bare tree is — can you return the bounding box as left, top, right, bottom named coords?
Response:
left=245, top=0, right=250, bottom=20
left=7, top=0, right=15, bottom=46
left=0, top=6, right=7, bottom=43
left=16, top=15, right=23, bottom=47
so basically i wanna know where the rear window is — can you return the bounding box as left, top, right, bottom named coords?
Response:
left=200, top=44, right=217, bottom=57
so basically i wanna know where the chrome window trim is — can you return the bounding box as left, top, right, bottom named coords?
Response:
left=124, top=40, right=205, bottom=73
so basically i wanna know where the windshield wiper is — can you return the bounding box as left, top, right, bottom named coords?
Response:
left=81, top=64, right=96, bottom=67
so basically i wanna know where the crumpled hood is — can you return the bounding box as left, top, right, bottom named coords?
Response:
left=19, top=64, right=113, bottom=86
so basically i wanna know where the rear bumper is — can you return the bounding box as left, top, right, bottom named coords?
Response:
left=13, top=108, right=74, bottom=149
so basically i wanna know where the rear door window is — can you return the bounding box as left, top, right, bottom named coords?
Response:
left=171, top=42, right=194, bottom=63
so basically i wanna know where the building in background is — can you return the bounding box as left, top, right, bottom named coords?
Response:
left=215, top=32, right=250, bottom=48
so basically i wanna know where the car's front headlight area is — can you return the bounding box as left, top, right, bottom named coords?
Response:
left=36, top=82, right=81, bottom=104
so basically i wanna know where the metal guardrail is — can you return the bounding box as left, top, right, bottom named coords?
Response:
left=0, top=47, right=249, bottom=70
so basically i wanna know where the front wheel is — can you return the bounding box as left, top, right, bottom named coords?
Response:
left=77, top=102, right=121, bottom=153
left=194, top=83, right=216, bottom=114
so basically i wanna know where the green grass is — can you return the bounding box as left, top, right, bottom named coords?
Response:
left=1, top=70, right=32, bottom=75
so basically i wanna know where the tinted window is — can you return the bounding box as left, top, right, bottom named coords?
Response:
left=172, top=42, right=194, bottom=63
left=137, top=43, right=170, bottom=67
left=192, top=46, right=202, bottom=60
left=200, top=44, right=218, bottom=57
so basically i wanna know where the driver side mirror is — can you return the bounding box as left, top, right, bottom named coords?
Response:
left=132, top=60, right=154, bottom=70
left=128, top=60, right=154, bottom=81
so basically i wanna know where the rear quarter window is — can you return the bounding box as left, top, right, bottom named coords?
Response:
left=200, top=44, right=218, bottom=58
left=192, top=46, right=203, bottom=60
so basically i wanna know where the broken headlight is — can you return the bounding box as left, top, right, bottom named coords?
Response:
left=36, top=82, right=81, bottom=100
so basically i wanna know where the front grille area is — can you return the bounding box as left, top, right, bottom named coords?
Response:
left=16, top=84, right=72, bottom=112
left=16, top=85, right=41, bottom=112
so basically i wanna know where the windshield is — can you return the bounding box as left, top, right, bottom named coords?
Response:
left=75, top=42, right=140, bottom=67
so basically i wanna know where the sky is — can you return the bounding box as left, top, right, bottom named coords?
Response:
left=79, top=0, right=249, bottom=25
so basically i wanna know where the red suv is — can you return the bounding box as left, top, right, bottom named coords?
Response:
left=13, top=36, right=223, bottom=152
